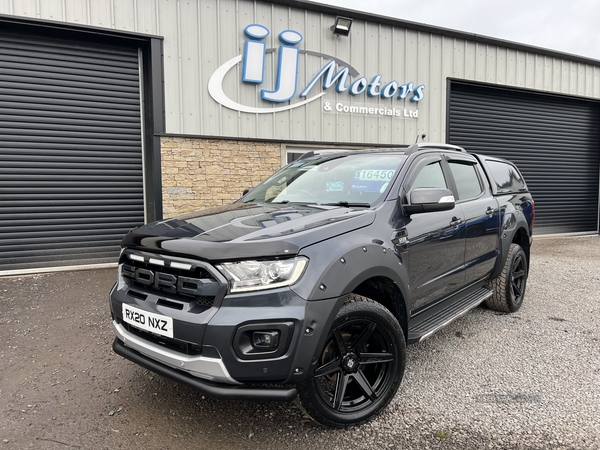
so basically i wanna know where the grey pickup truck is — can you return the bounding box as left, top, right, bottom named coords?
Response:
left=110, top=143, right=534, bottom=427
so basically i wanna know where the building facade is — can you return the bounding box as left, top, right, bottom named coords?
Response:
left=1, top=0, right=599, bottom=273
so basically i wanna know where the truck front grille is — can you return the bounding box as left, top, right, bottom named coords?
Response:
left=119, top=249, right=225, bottom=308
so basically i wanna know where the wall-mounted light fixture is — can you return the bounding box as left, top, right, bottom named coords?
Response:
left=330, top=16, right=352, bottom=37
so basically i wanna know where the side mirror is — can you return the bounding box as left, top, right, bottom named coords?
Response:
left=403, top=187, right=455, bottom=215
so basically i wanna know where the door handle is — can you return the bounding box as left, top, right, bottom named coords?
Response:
left=450, top=216, right=464, bottom=226
left=486, top=207, right=495, bottom=216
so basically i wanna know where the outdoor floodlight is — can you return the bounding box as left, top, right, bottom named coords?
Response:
left=331, top=16, right=352, bottom=36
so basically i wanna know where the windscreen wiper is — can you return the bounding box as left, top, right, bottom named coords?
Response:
left=270, top=200, right=319, bottom=205
left=322, top=201, right=371, bottom=207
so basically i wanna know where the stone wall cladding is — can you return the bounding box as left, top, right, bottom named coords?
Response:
left=161, top=137, right=282, bottom=218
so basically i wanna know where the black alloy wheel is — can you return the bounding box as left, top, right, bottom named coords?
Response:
left=486, top=243, right=529, bottom=313
left=509, top=250, right=527, bottom=306
left=298, top=295, right=405, bottom=427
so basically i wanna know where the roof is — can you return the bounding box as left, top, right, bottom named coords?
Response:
left=268, top=0, right=600, bottom=67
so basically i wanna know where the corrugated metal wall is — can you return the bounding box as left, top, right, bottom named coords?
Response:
left=1, top=0, right=599, bottom=144
left=0, top=31, right=144, bottom=272
left=448, top=82, right=600, bottom=235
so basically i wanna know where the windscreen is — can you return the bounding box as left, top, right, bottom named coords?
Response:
left=239, top=153, right=407, bottom=206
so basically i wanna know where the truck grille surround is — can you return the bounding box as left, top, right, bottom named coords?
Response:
left=118, top=249, right=225, bottom=309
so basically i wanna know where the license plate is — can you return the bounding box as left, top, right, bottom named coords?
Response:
left=122, top=303, right=174, bottom=338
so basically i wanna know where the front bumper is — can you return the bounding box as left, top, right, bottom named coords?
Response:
left=112, top=336, right=297, bottom=401
left=110, top=273, right=344, bottom=393
left=112, top=320, right=238, bottom=384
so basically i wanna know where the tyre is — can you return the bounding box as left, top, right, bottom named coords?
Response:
left=486, top=243, right=528, bottom=313
left=297, top=294, right=406, bottom=427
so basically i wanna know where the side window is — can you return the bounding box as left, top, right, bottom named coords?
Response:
left=408, top=161, right=448, bottom=198
left=486, top=160, right=526, bottom=193
left=448, top=161, right=483, bottom=200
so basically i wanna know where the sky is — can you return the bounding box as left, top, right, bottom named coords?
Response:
left=314, top=0, right=600, bottom=61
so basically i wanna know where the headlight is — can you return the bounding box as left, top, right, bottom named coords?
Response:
left=217, top=257, right=308, bottom=293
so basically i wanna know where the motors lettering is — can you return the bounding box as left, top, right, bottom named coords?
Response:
left=122, top=264, right=205, bottom=296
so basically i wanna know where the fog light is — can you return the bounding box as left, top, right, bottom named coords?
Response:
left=252, top=331, right=279, bottom=349
left=233, top=322, right=293, bottom=360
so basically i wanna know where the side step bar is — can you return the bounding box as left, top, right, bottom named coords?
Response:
left=407, top=287, right=493, bottom=344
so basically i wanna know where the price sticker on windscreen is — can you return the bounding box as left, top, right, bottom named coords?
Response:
left=352, top=169, right=395, bottom=193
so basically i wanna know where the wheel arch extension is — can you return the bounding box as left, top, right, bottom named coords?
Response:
left=350, top=276, right=408, bottom=341
left=512, top=226, right=531, bottom=264
left=490, top=225, right=531, bottom=279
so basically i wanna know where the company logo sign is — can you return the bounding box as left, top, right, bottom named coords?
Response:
left=208, top=24, right=425, bottom=114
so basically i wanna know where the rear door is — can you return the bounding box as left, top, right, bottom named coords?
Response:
left=444, top=154, right=500, bottom=284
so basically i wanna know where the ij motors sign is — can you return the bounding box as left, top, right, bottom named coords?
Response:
left=208, top=24, right=425, bottom=117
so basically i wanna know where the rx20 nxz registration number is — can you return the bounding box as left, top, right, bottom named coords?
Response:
left=122, top=303, right=174, bottom=338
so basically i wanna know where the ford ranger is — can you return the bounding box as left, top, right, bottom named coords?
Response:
left=109, top=143, right=534, bottom=427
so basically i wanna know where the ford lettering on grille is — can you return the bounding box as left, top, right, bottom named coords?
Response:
left=122, top=264, right=216, bottom=297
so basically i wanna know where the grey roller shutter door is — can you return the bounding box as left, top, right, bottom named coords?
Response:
left=448, top=81, right=600, bottom=235
left=0, top=32, right=144, bottom=272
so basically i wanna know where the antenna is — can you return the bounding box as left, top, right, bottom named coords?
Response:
left=414, top=133, right=427, bottom=143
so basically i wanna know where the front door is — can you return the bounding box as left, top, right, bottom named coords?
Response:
left=394, top=155, right=466, bottom=311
